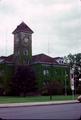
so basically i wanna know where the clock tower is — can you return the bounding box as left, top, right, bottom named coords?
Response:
left=12, top=22, right=33, bottom=65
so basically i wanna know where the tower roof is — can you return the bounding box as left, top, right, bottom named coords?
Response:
left=12, top=22, right=34, bottom=34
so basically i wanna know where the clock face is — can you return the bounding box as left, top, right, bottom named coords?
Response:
left=24, top=37, right=28, bottom=43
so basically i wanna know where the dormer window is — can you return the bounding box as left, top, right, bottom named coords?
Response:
left=56, top=58, right=64, bottom=64
left=59, top=60, right=61, bottom=64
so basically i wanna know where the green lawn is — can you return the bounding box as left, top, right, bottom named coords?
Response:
left=0, top=95, right=78, bottom=104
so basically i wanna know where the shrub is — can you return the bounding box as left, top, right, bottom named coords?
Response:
left=77, top=82, right=81, bottom=94
left=10, top=65, right=37, bottom=96
left=41, top=80, right=64, bottom=95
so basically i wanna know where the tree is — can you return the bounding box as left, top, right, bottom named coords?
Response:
left=41, top=80, right=64, bottom=96
left=0, top=76, right=4, bottom=95
left=67, top=53, right=75, bottom=67
left=75, top=53, right=81, bottom=66
left=77, top=81, right=81, bottom=94
left=64, top=53, right=81, bottom=68
left=10, top=65, right=37, bottom=96
left=63, top=56, right=69, bottom=64
left=64, top=53, right=81, bottom=94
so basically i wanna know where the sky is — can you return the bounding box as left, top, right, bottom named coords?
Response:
left=0, top=0, right=81, bottom=57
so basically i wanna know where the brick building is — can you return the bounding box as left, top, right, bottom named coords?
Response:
left=0, top=22, right=70, bottom=95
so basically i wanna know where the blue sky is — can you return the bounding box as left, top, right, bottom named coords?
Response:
left=0, top=0, right=81, bottom=57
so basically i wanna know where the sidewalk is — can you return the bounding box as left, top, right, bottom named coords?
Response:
left=0, top=100, right=79, bottom=108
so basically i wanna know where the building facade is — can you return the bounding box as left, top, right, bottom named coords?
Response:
left=0, top=22, right=70, bottom=95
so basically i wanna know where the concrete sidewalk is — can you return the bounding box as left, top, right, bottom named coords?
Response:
left=0, top=100, right=79, bottom=108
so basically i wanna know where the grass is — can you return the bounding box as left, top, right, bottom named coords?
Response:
left=0, top=95, right=78, bottom=104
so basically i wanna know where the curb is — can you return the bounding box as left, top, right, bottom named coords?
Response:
left=0, top=100, right=79, bottom=108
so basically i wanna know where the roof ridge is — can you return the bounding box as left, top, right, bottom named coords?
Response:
left=12, top=22, right=33, bottom=34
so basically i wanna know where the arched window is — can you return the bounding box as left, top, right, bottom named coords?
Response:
left=23, top=49, right=28, bottom=56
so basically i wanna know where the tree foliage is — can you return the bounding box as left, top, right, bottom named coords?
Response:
left=64, top=53, right=81, bottom=93
left=10, top=65, right=37, bottom=96
left=41, top=80, right=64, bottom=95
left=64, top=53, right=81, bottom=68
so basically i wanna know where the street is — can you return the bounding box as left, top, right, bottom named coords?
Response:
left=0, top=103, right=81, bottom=119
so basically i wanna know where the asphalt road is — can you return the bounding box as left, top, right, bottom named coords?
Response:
left=0, top=103, right=81, bottom=119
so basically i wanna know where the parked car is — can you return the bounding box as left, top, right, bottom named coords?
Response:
left=77, top=95, right=81, bottom=102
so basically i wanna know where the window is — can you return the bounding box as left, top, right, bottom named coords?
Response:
left=23, top=50, right=28, bottom=55
left=43, top=70, right=49, bottom=75
left=57, top=59, right=64, bottom=64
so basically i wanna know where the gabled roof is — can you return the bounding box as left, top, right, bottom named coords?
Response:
left=0, top=56, right=6, bottom=59
left=53, top=57, right=63, bottom=60
left=0, top=53, right=66, bottom=65
left=0, top=54, right=14, bottom=63
left=12, top=22, right=33, bottom=34
left=32, top=53, right=58, bottom=64
left=5, top=54, right=14, bottom=63
left=0, top=56, right=6, bottom=63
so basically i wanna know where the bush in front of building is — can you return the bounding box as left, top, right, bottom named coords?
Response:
left=76, top=82, right=81, bottom=94
left=41, top=80, right=64, bottom=95
left=9, top=65, right=37, bottom=96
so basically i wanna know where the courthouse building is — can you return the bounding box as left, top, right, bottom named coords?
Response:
left=0, top=22, right=70, bottom=94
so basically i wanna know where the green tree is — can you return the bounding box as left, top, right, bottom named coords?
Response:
left=10, top=65, right=37, bottom=96
left=67, top=53, right=75, bottom=67
left=41, top=80, right=64, bottom=96
left=75, top=53, right=81, bottom=66
left=64, top=53, right=81, bottom=94
left=64, top=53, right=81, bottom=68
